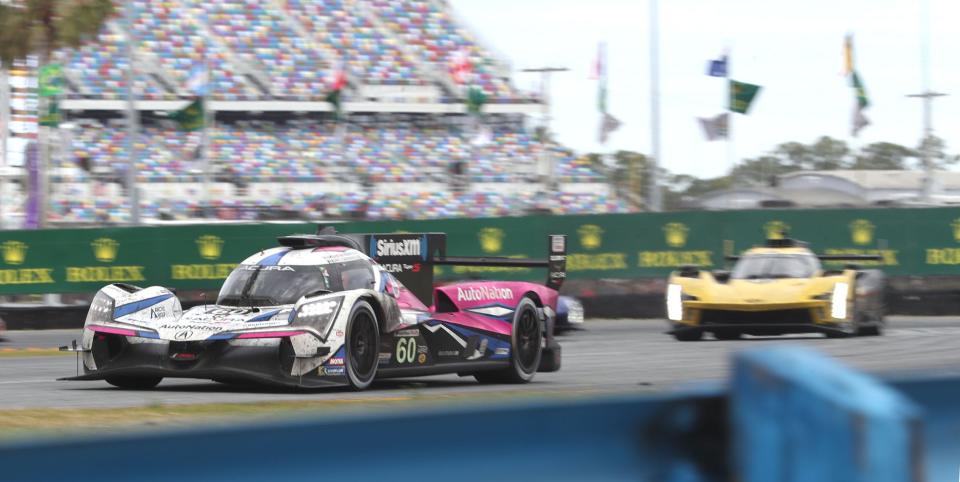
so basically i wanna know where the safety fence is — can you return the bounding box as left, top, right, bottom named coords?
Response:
left=1, top=206, right=959, bottom=295
left=0, top=346, right=950, bottom=481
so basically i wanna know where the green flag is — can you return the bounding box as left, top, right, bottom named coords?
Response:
left=171, top=98, right=204, bottom=131
left=325, top=89, right=342, bottom=120
left=38, top=64, right=65, bottom=97
left=38, top=99, right=61, bottom=127
left=467, top=86, right=487, bottom=115
left=851, top=71, right=869, bottom=109
left=729, top=80, right=761, bottom=114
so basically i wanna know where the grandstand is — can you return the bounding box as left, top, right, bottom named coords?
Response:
left=2, top=0, right=630, bottom=225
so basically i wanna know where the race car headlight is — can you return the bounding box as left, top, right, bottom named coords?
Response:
left=85, top=291, right=115, bottom=325
left=830, top=282, right=849, bottom=319
left=294, top=296, right=343, bottom=337
left=666, top=284, right=683, bottom=321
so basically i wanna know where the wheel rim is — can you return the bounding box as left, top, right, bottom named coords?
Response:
left=350, top=311, right=377, bottom=380
left=516, top=307, right=539, bottom=372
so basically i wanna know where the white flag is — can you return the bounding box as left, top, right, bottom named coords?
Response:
left=698, top=113, right=729, bottom=141
left=598, top=113, right=622, bottom=143
left=851, top=104, right=870, bottom=137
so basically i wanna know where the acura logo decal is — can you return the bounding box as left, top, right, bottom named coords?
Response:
left=174, top=330, right=194, bottom=340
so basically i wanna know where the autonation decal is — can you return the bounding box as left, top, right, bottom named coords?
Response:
left=456, top=286, right=514, bottom=302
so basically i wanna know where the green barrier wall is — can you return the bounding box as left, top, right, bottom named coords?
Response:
left=0, top=223, right=312, bottom=295
left=1, top=207, right=959, bottom=295
left=336, top=206, right=960, bottom=281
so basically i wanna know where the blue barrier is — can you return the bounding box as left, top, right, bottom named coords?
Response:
left=732, top=348, right=921, bottom=482
left=0, top=348, right=953, bottom=482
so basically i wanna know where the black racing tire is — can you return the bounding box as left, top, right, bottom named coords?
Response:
left=475, top=296, right=542, bottom=384
left=344, top=300, right=379, bottom=390
left=858, top=324, right=882, bottom=336
left=826, top=321, right=859, bottom=338
left=712, top=331, right=741, bottom=341
left=105, top=376, right=162, bottom=389
left=672, top=330, right=703, bottom=342
left=857, top=305, right=885, bottom=336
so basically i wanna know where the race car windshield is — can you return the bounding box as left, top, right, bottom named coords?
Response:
left=731, top=254, right=820, bottom=280
left=217, top=265, right=331, bottom=307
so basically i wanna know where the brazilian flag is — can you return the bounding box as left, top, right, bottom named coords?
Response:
left=851, top=71, right=869, bottom=109
left=729, top=80, right=762, bottom=114
left=38, top=99, right=61, bottom=127
left=171, top=98, right=204, bottom=131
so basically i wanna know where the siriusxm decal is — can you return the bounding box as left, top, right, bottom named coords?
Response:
left=370, top=235, right=427, bottom=261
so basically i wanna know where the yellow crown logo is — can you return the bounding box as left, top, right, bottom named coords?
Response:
left=1, top=240, right=27, bottom=265
left=952, top=218, right=960, bottom=243
left=478, top=227, right=504, bottom=254
left=91, top=238, right=119, bottom=263
left=764, top=220, right=790, bottom=240
left=196, top=235, right=224, bottom=260
left=850, top=219, right=875, bottom=246
left=663, top=222, right=689, bottom=248
left=577, top=224, right=604, bottom=250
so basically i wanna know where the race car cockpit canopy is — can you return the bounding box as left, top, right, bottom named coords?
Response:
left=731, top=253, right=821, bottom=280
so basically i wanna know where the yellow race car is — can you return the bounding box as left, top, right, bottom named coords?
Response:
left=666, top=238, right=886, bottom=341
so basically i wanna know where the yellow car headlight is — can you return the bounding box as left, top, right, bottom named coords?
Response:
left=830, top=282, right=849, bottom=319
left=666, top=284, right=683, bottom=321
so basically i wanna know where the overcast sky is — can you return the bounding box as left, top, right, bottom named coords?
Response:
left=450, top=0, right=960, bottom=178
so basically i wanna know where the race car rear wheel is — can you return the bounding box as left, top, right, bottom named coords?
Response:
left=104, top=376, right=162, bottom=389
left=345, top=300, right=379, bottom=390
left=475, top=296, right=542, bottom=384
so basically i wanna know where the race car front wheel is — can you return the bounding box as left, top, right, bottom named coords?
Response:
left=345, top=300, right=380, bottom=390
left=105, top=376, right=162, bottom=389
left=475, top=296, right=542, bottom=384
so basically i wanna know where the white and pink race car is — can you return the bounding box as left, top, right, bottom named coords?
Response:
left=61, top=229, right=566, bottom=390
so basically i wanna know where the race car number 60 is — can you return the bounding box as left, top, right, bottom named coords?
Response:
left=396, top=337, right=417, bottom=364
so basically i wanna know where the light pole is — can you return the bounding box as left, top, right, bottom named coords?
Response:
left=520, top=67, right=568, bottom=188
left=906, top=0, right=947, bottom=203
left=648, top=0, right=663, bottom=212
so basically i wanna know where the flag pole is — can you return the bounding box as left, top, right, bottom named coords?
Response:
left=725, top=48, right=735, bottom=178
left=124, top=0, right=140, bottom=225
left=200, top=18, right=213, bottom=219
left=0, top=65, right=7, bottom=229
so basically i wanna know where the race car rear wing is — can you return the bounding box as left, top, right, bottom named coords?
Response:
left=724, top=254, right=884, bottom=262
left=724, top=238, right=883, bottom=263
left=280, top=228, right=566, bottom=306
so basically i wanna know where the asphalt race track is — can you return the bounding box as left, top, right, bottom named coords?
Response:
left=3, top=316, right=960, bottom=409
